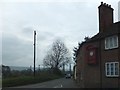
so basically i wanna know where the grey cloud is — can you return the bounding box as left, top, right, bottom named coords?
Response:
left=2, top=34, right=33, bottom=66
left=2, top=1, right=118, bottom=67
left=118, top=1, right=120, bottom=21
left=37, top=31, right=55, bottom=41
left=22, top=26, right=34, bottom=35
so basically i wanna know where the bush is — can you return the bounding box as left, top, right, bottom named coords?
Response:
left=52, top=68, right=63, bottom=75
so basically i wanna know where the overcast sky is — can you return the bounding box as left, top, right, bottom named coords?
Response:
left=1, top=0, right=120, bottom=67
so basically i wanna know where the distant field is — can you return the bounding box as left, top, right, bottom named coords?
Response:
left=2, top=74, right=62, bottom=87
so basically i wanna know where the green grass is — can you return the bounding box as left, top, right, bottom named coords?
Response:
left=2, top=73, right=62, bottom=87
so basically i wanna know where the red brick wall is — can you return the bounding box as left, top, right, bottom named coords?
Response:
left=76, top=37, right=119, bottom=88
left=100, top=38, right=119, bottom=88
left=83, top=42, right=101, bottom=88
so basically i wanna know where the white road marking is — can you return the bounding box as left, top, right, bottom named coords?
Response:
left=53, top=84, right=63, bottom=88
left=53, top=86, right=57, bottom=88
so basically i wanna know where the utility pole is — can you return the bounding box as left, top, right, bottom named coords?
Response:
left=38, top=65, right=40, bottom=71
left=69, top=63, right=71, bottom=74
left=33, top=31, right=36, bottom=77
left=63, top=63, right=65, bottom=74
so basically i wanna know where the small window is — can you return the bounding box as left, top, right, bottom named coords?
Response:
left=105, top=62, right=119, bottom=77
left=105, top=35, right=118, bottom=50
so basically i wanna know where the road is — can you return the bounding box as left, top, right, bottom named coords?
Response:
left=12, top=78, right=79, bottom=88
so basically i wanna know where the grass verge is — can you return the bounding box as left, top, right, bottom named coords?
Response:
left=2, top=73, right=62, bottom=87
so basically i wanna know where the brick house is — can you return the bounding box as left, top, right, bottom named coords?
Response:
left=75, top=2, right=120, bottom=88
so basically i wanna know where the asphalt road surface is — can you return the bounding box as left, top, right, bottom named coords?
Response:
left=12, top=78, right=79, bottom=88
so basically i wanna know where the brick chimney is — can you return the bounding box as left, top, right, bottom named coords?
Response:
left=98, top=2, right=114, bottom=33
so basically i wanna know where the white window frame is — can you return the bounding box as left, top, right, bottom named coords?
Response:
left=105, top=35, right=118, bottom=50
left=105, top=62, right=119, bottom=77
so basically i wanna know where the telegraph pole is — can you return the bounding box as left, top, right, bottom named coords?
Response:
left=33, top=31, right=36, bottom=77
left=69, top=63, right=71, bottom=74
left=38, top=65, right=40, bottom=71
left=63, top=63, right=65, bottom=74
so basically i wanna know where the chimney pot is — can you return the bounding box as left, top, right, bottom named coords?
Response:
left=109, top=5, right=111, bottom=7
left=104, top=3, right=106, bottom=5
left=101, top=2, right=103, bottom=5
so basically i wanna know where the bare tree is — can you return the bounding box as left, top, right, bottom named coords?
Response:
left=43, top=39, right=71, bottom=70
